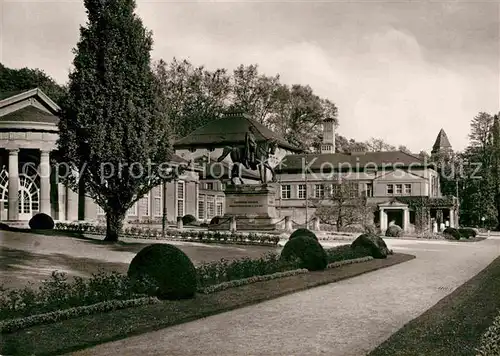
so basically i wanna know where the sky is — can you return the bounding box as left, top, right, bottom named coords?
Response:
left=1, top=0, right=499, bottom=153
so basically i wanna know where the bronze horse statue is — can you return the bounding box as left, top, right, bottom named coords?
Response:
left=217, top=138, right=278, bottom=185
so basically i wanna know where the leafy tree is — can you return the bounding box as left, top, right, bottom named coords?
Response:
left=365, top=138, right=396, bottom=152
left=58, top=0, right=175, bottom=241
left=231, top=64, right=281, bottom=125
left=313, top=181, right=369, bottom=231
left=0, top=63, right=66, bottom=104
left=154, top=58, right=231, bottom=139
left=398, top=145, right=412, bottom=154
left=269, top=84, right=338, bottom=152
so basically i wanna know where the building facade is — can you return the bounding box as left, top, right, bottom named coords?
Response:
left=0, top=88, right=209, bottom=224
left=274, top=119, right=458, bottom=233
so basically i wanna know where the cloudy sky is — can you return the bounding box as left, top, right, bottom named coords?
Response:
left=1, top=0, right=499, bottom=152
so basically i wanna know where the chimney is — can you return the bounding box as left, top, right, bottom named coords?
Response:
left=320, top=117, right=336, bottom=153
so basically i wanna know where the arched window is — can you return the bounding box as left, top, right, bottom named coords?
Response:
left=18, top=174, right=40, bottom=216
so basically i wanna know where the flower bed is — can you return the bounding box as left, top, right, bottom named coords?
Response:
left=0, top=297, right=159, bottom=333
left=475, top=310, right=500, bottom=356
left=0, top=244, right=374, bottom=332
left=199, top=269, right=309, bottom=294
left=54, top=222, right=281, bottom=246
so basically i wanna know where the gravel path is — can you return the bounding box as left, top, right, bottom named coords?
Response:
left=72, top=237, right=500, bottom=356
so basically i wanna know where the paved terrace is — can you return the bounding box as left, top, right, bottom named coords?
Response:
left=72, top=236, right=500, bottom=356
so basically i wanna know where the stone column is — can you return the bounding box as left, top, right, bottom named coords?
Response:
left=312, top=217, right=320, bottom=231
left=230, top=216, right=237, bottom=232
left=57, top=183, right=66, bottom=221
left=403, top=208, right=410, bottom=232
left=379, top=208, right=387, bottom=233
left=66, top=185, right=78, bottom=221
left=176, top=216, right=183, bottom=230
left=195, top=182, right=199, bottom=220
left=285, top=216, right=292, bottom=232
left=449, top=208, right=454, bottom=228
left=8, top=149, right=19, bottom=220
left=39, top=150, right=51, bottom=215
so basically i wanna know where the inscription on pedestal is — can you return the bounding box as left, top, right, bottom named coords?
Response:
left=228, top=200, right=263, bottom=209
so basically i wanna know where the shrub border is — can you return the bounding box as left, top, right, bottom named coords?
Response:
left=54, top=222, right=281, bottom=246
left=0, top=297, right=160, bottom=334
left=327, top=256, right=374, bottom=269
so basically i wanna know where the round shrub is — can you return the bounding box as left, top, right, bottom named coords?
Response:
left=458, top=228, right=477, bottom=238
left=182, top=214, right=197, bottom=226
left=128, top=244, right=197, bottom=300
left=28, top=213, right=54, bottom=230
left=210, top=216, right=222, bottom=225
left=280, top=235, right=327, bottom=271
left=443, top=227, right=461, bottom=240
left=351, top=233, right=390, bottom=259
left=289, top=228, right=318, bottom=241
left=385, top=225, right=403, bottom=237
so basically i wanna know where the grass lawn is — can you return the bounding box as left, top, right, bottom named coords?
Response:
left=369, top=254, right=500, bottom=356
left=1, top=253, right=414, bottom=356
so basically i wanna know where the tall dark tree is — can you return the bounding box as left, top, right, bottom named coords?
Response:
left=490, top=114, right=500, bottom=229
left=58, top=0, right=174, bottom=241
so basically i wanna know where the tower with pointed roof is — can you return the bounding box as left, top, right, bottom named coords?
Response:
left=431, top=128, right=453, bottom=157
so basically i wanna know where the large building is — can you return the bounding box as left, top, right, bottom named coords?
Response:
left=274, top=120, right=458, bottom=233
left=0, top=88, right=458, bottom=233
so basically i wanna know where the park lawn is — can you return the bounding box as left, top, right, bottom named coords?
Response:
left=1, top=253, right=414, bottom=356
left=369, top=254, right=500, bottom=356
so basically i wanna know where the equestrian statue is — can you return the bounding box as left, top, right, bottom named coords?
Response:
left=217, top=126, right=278, bottom=185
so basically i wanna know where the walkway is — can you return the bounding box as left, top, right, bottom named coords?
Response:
left=72, top=237, right=500, bottom=356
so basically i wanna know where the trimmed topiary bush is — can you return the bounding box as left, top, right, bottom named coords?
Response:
left=128, top=244, right=197, bottom=300
left=385, top=225, right=404, bottom=237
left=28, top=213, right=54, bottom=230
left=210, top=216, right=222, bottom=225
left=289, top=228, right=318, bottom=241
left=182, top=214, right=197, bottom=226
left=443, top=227, right=461, bottom=240
left=351, top=233, right=390, bottom=259
left=280, top=235, right=328, bottom=271
left=458, top=228, right=477, bottom=239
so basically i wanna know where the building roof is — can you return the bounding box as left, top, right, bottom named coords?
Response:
left=276, top=150, right=428, bottom=173
left=0, top=88, right=60, bottom=129
left=0, top=106, right=59, bottom=124
left=173, top=111, right=302, bottom=152
left=194, top=156, right=260, bottom=181
left=432, top=129, right=452, bottom=153
left=0, top=88, right=60, bottom=113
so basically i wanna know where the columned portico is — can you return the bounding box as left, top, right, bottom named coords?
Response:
left=378, top=201, right=410, bottom=233
left=7, top=149, right=19, bottom=220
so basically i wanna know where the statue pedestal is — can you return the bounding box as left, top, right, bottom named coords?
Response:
left=210, top=184, right=278, bottom=231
